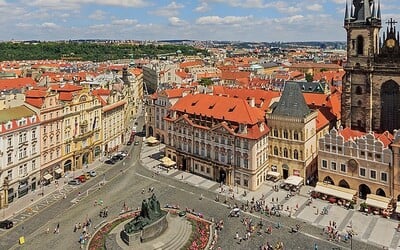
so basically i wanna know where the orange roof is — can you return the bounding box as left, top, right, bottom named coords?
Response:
left=103, top=100, right=126, bottom=112
left=288, top=63, right=342, bottom=70
left=129, top=68, right=143, bottom=77
left=220, top=71, right=250, bottom=80
left=314, top=71, right=345, bottom=82
left=170, top=93, right=265, bottom=125
left=25, top=89, right=46, bottom=98
left=0, top=77, right=36, bottom=90
left=92, top=88, right=111, bottom=96
left=316, top=109, right=330, bottom=130
left=175, top=70, right=191, bottom=79
left=374, top=131, right=394, bottom=147
left=25, top=98, right=44, bottom=108
left=339, top=128, right=366, bottom=141
left=59, top=92, right=73, bottom=101
left=179, top=60, right=204, bottom=69
left=51, top=84, right=83, bottom=92
left=162, top=88, right=189, bottom=99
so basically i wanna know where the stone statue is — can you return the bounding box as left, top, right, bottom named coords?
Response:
left=123, top=194, right=166, bottom=234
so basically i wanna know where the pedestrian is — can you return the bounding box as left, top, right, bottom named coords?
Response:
left=235, top=232, right=239, bottom=239
left=46, top=227, right=50, bottom=234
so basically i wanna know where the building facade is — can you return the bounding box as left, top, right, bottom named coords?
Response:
left=342, top=0, right=400, bottom=132
left=0, top=105, right=40, bottom=208
left=267, top=82, right=322, bottom=183
left=318, top=127, right=393, bottom=199
left=164, top=94, right=269, bottom=191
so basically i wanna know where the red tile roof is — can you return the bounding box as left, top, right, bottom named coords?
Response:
left=170, top=93, right=265, bottom=125
left=51, top=84, right=83, bottom=92
left=179, top=60, right=204, bottom=69
left=339, top=127, right=366, bottom=141
left=0, top=77, right=36, bottom=90
left=316, top=109, right=330, bottom=130
left=374, top=131, right=394, bottom=147
left=163, top=88, right=189, bottom=99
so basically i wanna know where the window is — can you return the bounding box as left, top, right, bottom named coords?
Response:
left=370, top=170, right=377, bottom=179
left=243, top=140, right=249, bottom=149
left=360, top=167, right=366, bottom=177
left=293, top=131, right=299, bottom=140
left=381, top=172, right=388, bottom=182
left=201, top=165, right=204, bottom=172
left=7, top=170, right=12, bottom=180
left=360, top=151, right=365, bottom=157
left=19, top=166, right=23, bottom=176
left=357, top=35, right=364, bottom=55
left=331, top=161, right=337, bottom=171
left=32, top=160, right=36, bottom=170
left=376, top=154, right=381, bottom=159
left=355, top=86, right=362, bottom=95
left=273, top=129, right=278, bottom=137
left=283, top=130, right=289, bottom=139
left=7, top=137, right=12, bottom=147
left=244, top=159, right=248, bottom=168
left=293, top=149, right=299, bottom=160
left=274, top=146, right=278, bottom=155
left=322, top=160, right=328, bottom=169
left=340, top=164, right=346, bottom=172
left=32, top=129, right=36, bottom=139
left=7, top=153, right=12, bottom=164
left=283, top=148, right=288, bottom=158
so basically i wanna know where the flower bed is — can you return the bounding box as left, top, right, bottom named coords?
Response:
left=88, top=211, right=139, bottom=250
left=185, top=214, right=212, bottom=250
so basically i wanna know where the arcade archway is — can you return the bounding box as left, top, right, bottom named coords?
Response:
left=376, top=188, right=386, bottom=197
left=338, top=179, right=350, bottom=189
left=359, top=184, right=371, bottom=199
left=323, top=176, right=334, bottom=185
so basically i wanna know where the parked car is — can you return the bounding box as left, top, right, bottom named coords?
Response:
left=105, top=159, right=116, bottom=165
left=127, top=140, right=133, bottom=146
left=134, top=141, right=139, bottom=146
left=87, top=170, right=97, bottom=177
left=0, top=220, right=13, bottom=229
left=76, top=175, right=86, bottom=183
left=112, top=154, right=123, bottom=161
left=84, top=173, right=91, bottom=180
left=118, top=151, right=128, bottom=157
left=68, top=179, right=80, bottom=185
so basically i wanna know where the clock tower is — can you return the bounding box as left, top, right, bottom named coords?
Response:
left=342, top=0, right=400, bottom=132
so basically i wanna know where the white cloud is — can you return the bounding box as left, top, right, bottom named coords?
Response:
left=195, top=1, right=210, bottom=12
left=196, top=15, right=253, bottom=25
left=111, top=19, right=138, bottom=25
left=89, top=10, right=107, bottom=20
left=307, top=4, right=323, bottom=11
left=168, top=16, right=187, bottom=26
left=205, top=0, right=267, bottom=8
left=40, top=22, right=59, bottom=29
left=149, top=1, right=184, bottom=17
left=25, top=0, right=148, bottom=10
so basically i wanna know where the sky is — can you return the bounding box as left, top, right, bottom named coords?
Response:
left=0, top=0, right=399, bottom=42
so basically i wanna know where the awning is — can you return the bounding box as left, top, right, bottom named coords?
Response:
left=267, top=171, right=281, bottom=178
left=396, top=202, right=400, bottom=213
left=146, top=136, right=159, bottom=144
left=43, top=174, right=53, bottom=180
left=313, top=182, right=357, bottom=201
left=366, top=194, right=392, bottom=210
left=161, top=157, right=176, bottom=167
left=284, top=175, right=303, bottom=186
left=55, top=168, right=63, bottom=174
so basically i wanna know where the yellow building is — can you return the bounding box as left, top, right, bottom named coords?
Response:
left=57, top=84, right=102, bottom=172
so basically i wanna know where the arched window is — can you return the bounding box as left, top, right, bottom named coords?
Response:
left=293, top=131, right=299, bottom=140
left=294, top=149, right=299, bottom=160
left=357, top=36, right=364, bottom=55
left=283, top=130, right=289, bottom=139
left=283, top=148, right=288, bottom=158
left=274, top=146, right=278, bottom=155
left=355, top=86, right=362, bottom=95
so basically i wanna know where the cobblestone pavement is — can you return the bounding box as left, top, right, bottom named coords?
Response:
left=0, top=116, right=394, bottom=250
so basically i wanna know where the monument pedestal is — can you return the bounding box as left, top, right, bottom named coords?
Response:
left=120, top=213, right=168, bottom=246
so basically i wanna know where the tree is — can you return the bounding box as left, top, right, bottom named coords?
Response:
left=305, top=73, right=313, bottom=82
left=199, top=78, right=213, bottom=86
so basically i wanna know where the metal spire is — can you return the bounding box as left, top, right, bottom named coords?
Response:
left=364, top=0, right=372, bottom=20
left=345, top=0, right=350, bottom=21
left=377, top=0, right=381, bottom=19
left=371, top=0, right=376, bottom=18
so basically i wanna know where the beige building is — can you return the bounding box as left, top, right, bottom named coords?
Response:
left=164, top=93, right=269, bottom=191
left=25, top=89, right=65, bottom=182
left=318, top=127, right=393, bottom=199
left=57, top=84, right=102, bottom=172
left=266, top=82, right=325, bottom=183
left=0, top=105, right=40, bottom=208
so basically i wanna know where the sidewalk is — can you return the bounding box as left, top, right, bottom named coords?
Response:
left=0, top=158, right=104, bottom=221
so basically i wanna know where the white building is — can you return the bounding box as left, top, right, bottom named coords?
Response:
left=0, top=105, right=40, bottom=208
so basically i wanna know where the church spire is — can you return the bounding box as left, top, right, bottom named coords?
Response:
left=377, top=0, right=381, bottom=19
left=363, top=0, right=372, bottom=21
left=345, top=0, right=350, bottom=22
left=371, top=0, right=376, bottom=18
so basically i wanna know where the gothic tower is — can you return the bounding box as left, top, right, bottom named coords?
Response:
left=342, top=0, right=382, bottom=132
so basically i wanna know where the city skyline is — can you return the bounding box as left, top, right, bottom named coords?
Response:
left=0, top=0, right=399, bottom=42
